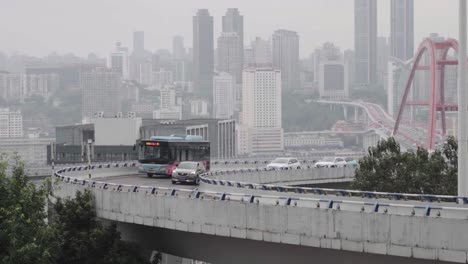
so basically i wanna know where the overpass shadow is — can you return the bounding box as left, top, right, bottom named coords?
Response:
left=116, top=221, right=450, bottom=264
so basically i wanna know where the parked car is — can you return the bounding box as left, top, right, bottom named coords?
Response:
left=171, top=161, right=206, bottom=185
left=314, top=157, right=347, bottom=168
left=267, top=158, right=301, bottom=169
left=345, top=157, right=358, bottom=167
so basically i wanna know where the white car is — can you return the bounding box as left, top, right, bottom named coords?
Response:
left=314, top=157, right=347, bottom=168
left=267, top=158, right=301, bottom=169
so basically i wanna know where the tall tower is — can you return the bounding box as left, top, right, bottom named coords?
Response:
left=172, top=35, right=186, bottom=61
left=193, top=9, right=214, bottom=105
left=222, top=8, right=244, bottom=71
left=390, top=0, right=414, bottom=60
left=108, top=42, right=130, bottom=80
left=217, top=32, right=242, bottom=83
left=133, top=31, right=145, bottom=56
left=354, top=0, right=377, bottom=88
left=272, top=30, right=300, bottom=91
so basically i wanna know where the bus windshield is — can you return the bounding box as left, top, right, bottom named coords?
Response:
left=139, top=145, right=172, bottom=163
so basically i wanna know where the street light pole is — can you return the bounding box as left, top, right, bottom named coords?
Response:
left=458, top=0, right=468, bottom=196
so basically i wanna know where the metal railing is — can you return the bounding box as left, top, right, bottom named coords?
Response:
left=53, top=162, right=468, bottom=219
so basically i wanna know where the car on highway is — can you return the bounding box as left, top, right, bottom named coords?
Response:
left=266, top=158, right=301, bottom=169
left=171, top=161, right=206, bottom=185
left=345, top=157, right=358, bottom=168
left=313, top=157, right=347, bottom=168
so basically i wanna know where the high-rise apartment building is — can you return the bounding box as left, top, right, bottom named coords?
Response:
left=217, top=33, right=242, bottom=84
left=239, top=67, right=283, bottom=154
left=390, top=0, right=414, bottom=60
left=377, top=36, right=389, bottom=85
left=173, top=36, right=186, bottom=61
left=0, top=72, right=23, bottom=100
left=0, top=108, right=23, bottom=138
left=23, top=73, right=59, bottom=99
left=81, top=69, right=122, bottom=121
left=251, top=37, right=272, bottom=66
left=108, top=42, right=130, bottom=79
left=222, top=8, right=244, bottom=76
left=193, top=9, right=214, bottom=104
left=272, top=30, right=300, bottom=91
left=318, top=43, right=349, bottom=99
left=213, top=72, right=235, bottom=119
left=354, top=0, right=377, bottom=88
left=130, top=31, right=150, bottom=82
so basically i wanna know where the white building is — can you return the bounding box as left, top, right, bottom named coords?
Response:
left=318, top=43, right=349, bottom=99
left=0, top=138, right=53, bottom=166
left=190, top=99, right=210, bottom=118
left=0, top=72, right=23, bottom=100
left=0, top=108, right=23, bottom=138
left=153, top=107, right=182, bottom=120
left=23, top=73, right=59, bottom=99
left=91, top=116, right=142, bottom=146
left=108, top=42, right=130, bottom=79
left=213, top=72, right=235, bottom=119
left=152, top=68, right=173, bottom=90
left=239, top=67, right=283, bottom=155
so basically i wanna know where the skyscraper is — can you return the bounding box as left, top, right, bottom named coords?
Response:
left=193, top=9, right=214, bottom=104
left=377, top=36, right=389, bottom=84
left=251, top=37, right=272, bottom=66
left=81, top=69, right=122, bottom=120
left=108, top=42, right=130, bottom=79
left=318, top=43, right=349, bottom=99
left=222, top=8, right=244, bottom=74
left=272, top=30, right=300, bottom=91
left=172, top=35, right=186, bottom=61
left=217, top=32, right=242, bottom=83
left=213, top=72, right=235, bottom=119
left=354, top=0, right=377, bottom=88
left=239, top=67, right=283, bottom=155
left=133, top=31, right=145, bottom=56
left=390, top=0, right=414, bottom=60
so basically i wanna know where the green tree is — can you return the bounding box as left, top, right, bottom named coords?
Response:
left=53, top=191, right=149, bottom=264
left=352, top=137, right=458, bottom=195
left=0, top=163, right=59, bottom=264
left=0, top=162, right=154, bottom=264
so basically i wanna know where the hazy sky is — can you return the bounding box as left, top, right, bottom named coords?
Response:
left=0, top=0, right=459, bottom=57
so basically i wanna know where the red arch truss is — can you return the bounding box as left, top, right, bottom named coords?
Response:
left=393, top=38, right=459, bottom=150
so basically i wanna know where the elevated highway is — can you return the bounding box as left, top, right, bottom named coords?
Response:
left=52, top=162, right=468, bottom=263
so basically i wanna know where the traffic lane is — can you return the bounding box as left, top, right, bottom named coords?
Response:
left=98, top=175, right=198, bottom=190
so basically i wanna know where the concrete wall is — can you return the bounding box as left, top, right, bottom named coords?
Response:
left=203, top=167, right=355, bottom=185
left=53, top=168, right=468, bottom=264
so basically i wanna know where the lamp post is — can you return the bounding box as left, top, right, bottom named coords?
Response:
left=458, top=0, right=467, bottom=196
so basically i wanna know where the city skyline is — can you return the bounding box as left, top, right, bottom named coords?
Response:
left=1, top=0, right=458, bottom=57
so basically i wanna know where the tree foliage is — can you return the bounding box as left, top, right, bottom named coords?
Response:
left=0, top=164, right=59, bottom=264
left=0, top=163, right=153, bottom=264
left=352, top=137, right=458, bottom=195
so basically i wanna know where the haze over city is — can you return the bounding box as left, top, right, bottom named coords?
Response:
left=2, top=1, right=468, bottom=263
left=1, top=0, right=459, bottom=56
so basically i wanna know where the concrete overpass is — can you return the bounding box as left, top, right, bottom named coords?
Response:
left=51, top=162, right=468, bottom=263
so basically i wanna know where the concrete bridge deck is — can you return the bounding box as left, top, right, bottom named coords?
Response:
left=52, top=162, right=468, bottom=263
